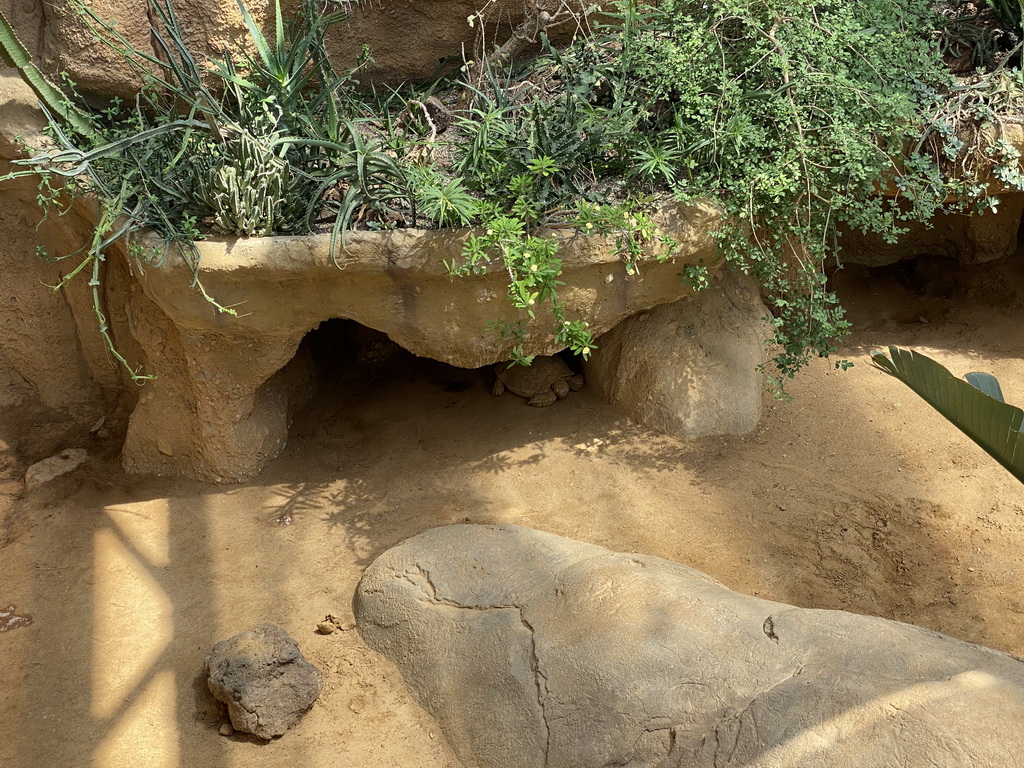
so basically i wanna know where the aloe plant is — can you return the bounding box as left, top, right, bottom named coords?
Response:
left=871, top=346, right=1024, bottom=484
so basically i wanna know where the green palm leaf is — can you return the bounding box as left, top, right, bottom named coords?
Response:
left=871, top=346, right=1024, bottom=484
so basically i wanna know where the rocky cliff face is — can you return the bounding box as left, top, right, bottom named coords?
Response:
left=0, top=74, right=133, bottom=415
left=0, top=0, right=585, bottom=97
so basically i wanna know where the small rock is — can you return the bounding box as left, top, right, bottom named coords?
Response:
left=24, top=449, right=88, bottom=491
left=316, top=621, right=337, bottom=635
left=423, top=95, right=452, bottom=133
left=218, top=723, right=234, bottom=737
left=205, top=624, right=323, bottom=740
left=157, top=438, right=174, bottom=456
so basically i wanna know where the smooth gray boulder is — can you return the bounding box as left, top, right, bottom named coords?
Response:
left=355, top=524, right=1024, bottom=768
left=204, top=624, right=322, bottom=740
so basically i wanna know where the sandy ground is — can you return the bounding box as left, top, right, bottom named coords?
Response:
left=2, top=250, right=1024, bottom=768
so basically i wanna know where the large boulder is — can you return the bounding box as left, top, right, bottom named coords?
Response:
left=584, top=269, right=769, bottom=439
left=356, top=524, right=1024, bottom=768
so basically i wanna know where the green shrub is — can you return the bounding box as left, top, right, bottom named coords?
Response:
left=448, top=0, right=962, bottom=385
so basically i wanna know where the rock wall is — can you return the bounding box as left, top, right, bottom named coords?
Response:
left=0, top=0, right=589, bottom=98
left=0, top=74, right=133, bottom=414
left=839, top=195, right=1024, bottom=267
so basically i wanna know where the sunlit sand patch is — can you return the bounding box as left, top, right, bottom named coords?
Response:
left=91, top=523, right=173, bottom=722
left=92, top=670, right=178, bottom=768
left=105, top=501, right=171, bottom=568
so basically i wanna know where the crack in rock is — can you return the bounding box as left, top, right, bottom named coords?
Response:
left=707, top=664, right=807, bottom=765
left=521, top=613, right=552, bottom=767
left=653, top=725, right=685, bottom=768
left=399, top=564, right=519, bottom=611
left=399, top=563, right=553, bottom=763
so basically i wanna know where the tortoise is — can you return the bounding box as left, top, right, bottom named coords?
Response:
left=492, top=356, right=585, bottom=407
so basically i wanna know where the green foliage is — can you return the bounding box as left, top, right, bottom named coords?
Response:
left=449, top=213, right=596, bottom=361
left=916, top=64, right=1024, bottom=211
left=191, top=129, right=313, bottom=237
left=871, top=346, right=1024, bottom=485
left=572, top=201, right=680, bottom=274
left=597, top=0, right=954, bottom=383
left=406, top=165, right=478, bottom=228
left=443, top=0, right=963, bottom=382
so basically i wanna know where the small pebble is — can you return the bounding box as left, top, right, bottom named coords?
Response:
left=317, top=621, right=337, bottom=635
left=219, top=723, right=234, bottom=737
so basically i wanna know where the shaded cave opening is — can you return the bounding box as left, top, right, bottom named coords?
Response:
left=283, top=318, right=492, bottom=436
left=302, top=318, right=486, bottom=388
left=277, top=319, right=590, bottom=444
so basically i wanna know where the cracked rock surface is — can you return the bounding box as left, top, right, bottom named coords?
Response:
left=355, top=524, right=1024, bottom=767
left=205, top=624, right=323, bottom=740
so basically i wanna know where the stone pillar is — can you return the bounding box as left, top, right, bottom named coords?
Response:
left=121, top=284, right=306, bottom=481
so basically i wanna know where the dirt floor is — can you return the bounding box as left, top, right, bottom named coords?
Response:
left=2, top=250, right=1024, bottom=768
